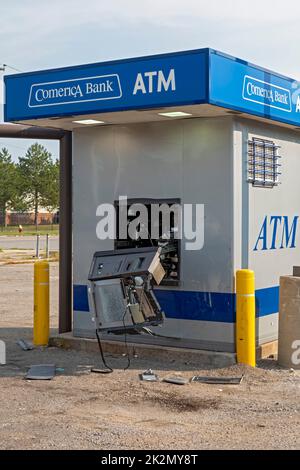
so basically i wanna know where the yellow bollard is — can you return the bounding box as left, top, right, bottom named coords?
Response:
left=34, top=260, right=50, bottom=346
left=236, top=270, right=256, bottom=367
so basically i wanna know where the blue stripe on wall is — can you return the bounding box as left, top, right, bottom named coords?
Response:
left=154, top=290, right=235, bottom=323
left=73, top=285, right=90, bottom=312
left=255, top=286, right=279, bottom=318
left=73, top=284, right=280, bottom=323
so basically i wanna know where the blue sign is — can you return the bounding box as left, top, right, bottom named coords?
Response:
left=4, top=48, right=300, bottom=127
left=4, top=50, right=208, bottom=121
left=210, top=51, right=300, bottom=127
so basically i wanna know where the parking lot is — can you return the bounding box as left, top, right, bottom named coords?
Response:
left=0, top=235, right=59, bottom=251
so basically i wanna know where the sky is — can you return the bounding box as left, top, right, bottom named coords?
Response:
left=1, top=0, right=300, bottom=161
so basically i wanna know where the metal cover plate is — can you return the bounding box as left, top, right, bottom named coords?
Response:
left=191, top=376, right=243, bottom=385
left=26, top=364, right=56, bottom=380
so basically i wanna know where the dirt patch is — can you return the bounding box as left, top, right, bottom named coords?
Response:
left=145, top=390, right=221, bottom=412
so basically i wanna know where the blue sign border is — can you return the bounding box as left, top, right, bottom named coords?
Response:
left=209, top=50, right=300, bottom=128
left=4, top=48, right=209, bottom=122
left=4, top=48, right=300, bottom=128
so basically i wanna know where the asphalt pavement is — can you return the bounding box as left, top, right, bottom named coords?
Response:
left=0, top=235, right=59, bottom=251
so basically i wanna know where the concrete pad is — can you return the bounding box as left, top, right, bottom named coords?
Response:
left=50, top=333, right=237, bottom=369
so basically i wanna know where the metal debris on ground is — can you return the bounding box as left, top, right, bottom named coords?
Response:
left=76, top=365, right=92, bottom=375
left=91, top=368, right=113, bottom=375
left=163, top=376, right=189, bottom=385
left=17, top=339, right=34, bottom=351
left=139, top=369, right=159, bottom=382
left=191, top=375, right=244, bottom=385
left=25, top=364, right=56, bottom=380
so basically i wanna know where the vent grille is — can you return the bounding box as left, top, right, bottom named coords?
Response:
left=248, top=138, right=281, bottom=187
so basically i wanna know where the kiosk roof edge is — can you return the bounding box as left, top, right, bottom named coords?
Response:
left=4, top=48, right=300, bottom=129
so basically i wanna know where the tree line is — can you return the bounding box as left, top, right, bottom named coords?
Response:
left=0, top=143, right=59, bottom=226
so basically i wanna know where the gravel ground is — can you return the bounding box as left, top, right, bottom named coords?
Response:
left=0, top=263, right=300, bottom=450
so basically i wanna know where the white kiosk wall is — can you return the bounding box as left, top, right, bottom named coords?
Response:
left=73, top=115, right=300, bottom=352
left=73, top=117, right=236, bottom=351
left=234, top=118, right=300, bottom=346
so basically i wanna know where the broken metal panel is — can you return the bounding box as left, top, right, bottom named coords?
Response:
left=163, top=376, right=189, bottom=385
left=26, top=364, right=56, bottom=380
left=88, top=247, right=165, bottom=282
left=17, top=339, right=34, bottom=351
left=191, top=376, right=244, bottom=385
left=139, top=370, right=159, bottom=382
left=88, top=247, right=165, bottom=333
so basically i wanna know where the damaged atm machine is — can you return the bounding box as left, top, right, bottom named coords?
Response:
left=5, top=48, right=300, bottom=353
